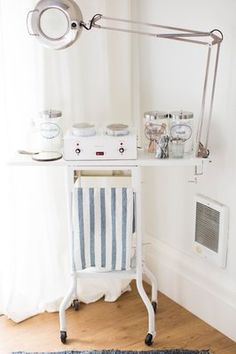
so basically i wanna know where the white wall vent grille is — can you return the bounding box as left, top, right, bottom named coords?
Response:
left=194, top=195, right=229, bottom=268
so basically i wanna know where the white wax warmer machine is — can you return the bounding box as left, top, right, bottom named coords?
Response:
left=63, top=123, right=137, bottom=161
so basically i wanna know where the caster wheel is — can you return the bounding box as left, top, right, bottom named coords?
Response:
left=60, top=331, right=67, bottom=344
left=152, top=301, right=157, bottom=314
left=145, top=333, right=153, bottom=346
left=72, top=299, right=80, bottom=311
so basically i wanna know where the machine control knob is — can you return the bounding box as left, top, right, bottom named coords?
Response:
left=75, top=148, right=81, bottom=155
left=119, top=147, right=125, bottom=154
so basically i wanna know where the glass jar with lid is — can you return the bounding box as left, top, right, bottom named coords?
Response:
left=36, top=110, right=63, bottom=152
left=169, top=110, right=194, bottom=155
left=144, top=111, right=169, bottom=153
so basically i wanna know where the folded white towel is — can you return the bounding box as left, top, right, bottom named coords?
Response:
left=73, top=187, right=134, bottom=271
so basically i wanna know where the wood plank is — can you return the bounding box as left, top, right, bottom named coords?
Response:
left=0, top=283, right=235, bottom=354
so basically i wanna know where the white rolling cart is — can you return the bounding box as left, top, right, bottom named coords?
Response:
left=55, top=153, right=206, bottom=346
left=10, top=151, right=207, bottom=346
left=59, top=160, right=158, bottom=346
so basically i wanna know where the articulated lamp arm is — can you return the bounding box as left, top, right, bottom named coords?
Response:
left=81, top=14, right=223, bottom=47
left=27, top=0, right=223, bottom=158
left=80, top=14, right=223, bottom=158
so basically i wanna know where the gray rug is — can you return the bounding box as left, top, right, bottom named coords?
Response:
left=12, top=350, right=210, bottom=354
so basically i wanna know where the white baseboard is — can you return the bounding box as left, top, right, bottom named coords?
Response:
left=144, top=235, right=236, bottom=342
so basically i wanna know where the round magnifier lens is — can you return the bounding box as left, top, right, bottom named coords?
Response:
left=40, top=7, right=69, bottom=40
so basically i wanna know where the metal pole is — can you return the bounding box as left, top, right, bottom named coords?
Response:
left=101, top=15, right=214, bottom=37
left=92, top=15, right=222, bottom=45
left=93, top=24, right=212, bottom=46
left=195, top=44, right=212, bottom=157
left=205, top=42, right=221, bottom=149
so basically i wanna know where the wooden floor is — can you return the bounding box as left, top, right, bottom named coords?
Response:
left=0, top=283, right=235, bottom=354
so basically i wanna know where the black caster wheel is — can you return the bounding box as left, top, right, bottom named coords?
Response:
left=152, top=301, right=157, bottom=314
left=60, top=330, right=67, bottom=344
left=72, top=299, right=80, bottom=311
left=145, top=333, right=154, bottom=346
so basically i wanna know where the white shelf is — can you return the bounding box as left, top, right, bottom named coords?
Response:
left=8, top=153, right=67, bottom=167
left=137, top=149, right=205, bottom=167
left=8, top=149, right=207, bottom=168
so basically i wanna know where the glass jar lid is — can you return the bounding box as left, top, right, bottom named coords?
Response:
left=169, top=110, right=194, bottom=120
left=72, top=122, right=96, bottom=137
left=40, top=110, right=62, bottom=119
left=144, top=111, right=169, bottom=122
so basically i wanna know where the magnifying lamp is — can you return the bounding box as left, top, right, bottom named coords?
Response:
left=26, top=0, right=223, bottom=157
left=26, top=0, right=83, bottom=49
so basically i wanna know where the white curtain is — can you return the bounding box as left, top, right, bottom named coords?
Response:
left=0, top=0, right=136, bottom=322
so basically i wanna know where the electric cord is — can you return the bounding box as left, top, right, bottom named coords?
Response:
left=210, top=29, right=224, bottom=41
left=80, top=14, right=102, bottom=31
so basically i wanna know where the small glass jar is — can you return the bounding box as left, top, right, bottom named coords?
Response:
left=37, top=110, right=63, bottom=152
left=171, top=138, right=185, bottom=158
left=169, top=110, right=194, bottom=155
left=144, top=111, right=169, bottom=153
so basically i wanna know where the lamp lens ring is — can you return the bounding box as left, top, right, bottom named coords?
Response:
left=29, top=0, right=83, bottom=49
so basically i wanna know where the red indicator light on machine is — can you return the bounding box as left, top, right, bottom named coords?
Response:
left=96, top=152, right=105, bottom=156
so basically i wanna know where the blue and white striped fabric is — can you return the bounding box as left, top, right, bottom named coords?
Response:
left=73, top=187, right=134, bottom=271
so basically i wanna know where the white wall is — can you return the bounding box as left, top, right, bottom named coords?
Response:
left=2, top=0, right=236, bottom=338
left=137, top=0, right=236, bottom=342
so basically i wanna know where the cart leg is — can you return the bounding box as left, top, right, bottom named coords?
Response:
left=136, top=274, right=156, bottom=344
left=134, top=166, right=156, bottom=345
left=65, top=166, right=80, bottom=312
left=71, top=276, right=80, bottom=311
left=59, top=273, right=77, bottom=343
left=143, top=264, right=158, bottom=312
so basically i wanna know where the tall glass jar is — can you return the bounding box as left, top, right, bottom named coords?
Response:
left=169, top=110, right=194, bottom=155
left=37, top=110, right=63, bottom=152
left=144, top=111, right=169, bottom=153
